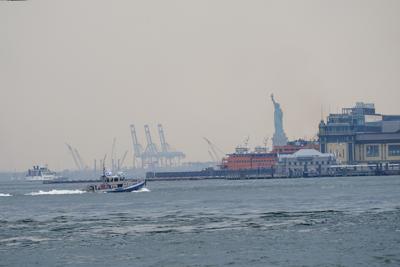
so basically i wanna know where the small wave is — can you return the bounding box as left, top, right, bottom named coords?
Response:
left=0, top=193, right=12, bottom=197
left=0, top=236, right=50, bottom=243
left=298, top=229, right=313, bottom=233
left=25, top=189, right=86, bottom=196
left=132, top=187, right=150, bottom=193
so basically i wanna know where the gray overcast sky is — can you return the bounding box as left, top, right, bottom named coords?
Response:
left=1, top=0, right=399, bottom=171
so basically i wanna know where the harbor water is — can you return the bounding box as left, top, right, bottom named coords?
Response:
left=0, top=176, right=399, bottom=266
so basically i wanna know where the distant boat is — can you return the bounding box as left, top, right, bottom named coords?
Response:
left=86, top=168, right=146, bottom=193
left=26, top=165, right=60, bottom=181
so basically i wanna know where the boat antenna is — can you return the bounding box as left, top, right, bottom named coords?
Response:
left=102, top=154, right=107, bottom=176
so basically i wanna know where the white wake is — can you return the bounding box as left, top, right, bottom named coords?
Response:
left=0, top=193, right=12, bottom=197
left=25, top=189, right=86, bottom=196
left=132, top=187, right=151, bottom=193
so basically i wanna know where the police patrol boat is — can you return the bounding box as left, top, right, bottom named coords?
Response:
left=86, top=167, right=146, bottom=193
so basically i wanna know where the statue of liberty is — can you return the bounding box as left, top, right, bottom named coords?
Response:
left=271, top=94, right=288, bottom=147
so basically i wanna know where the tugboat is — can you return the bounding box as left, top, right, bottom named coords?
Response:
left=86, top=167, right=146, bottom=193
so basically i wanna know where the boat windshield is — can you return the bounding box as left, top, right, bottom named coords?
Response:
left=105, top=176, right=125, bottom=183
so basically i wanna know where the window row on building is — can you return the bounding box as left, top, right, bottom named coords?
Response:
left=366, top=144, right=400, bottom=157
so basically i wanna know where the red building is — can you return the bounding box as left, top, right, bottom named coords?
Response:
left=221, top=152, right=277, bottom=170
left=221, top=141, right=319, bottom=171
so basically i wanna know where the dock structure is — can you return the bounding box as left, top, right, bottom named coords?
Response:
left=146, top=168, right=275, bottom=180
left=146, top=163, right=400, bottom=181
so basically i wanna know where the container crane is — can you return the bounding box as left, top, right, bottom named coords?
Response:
left=158, top=124, right=170, bottom=153
left=130, top=124, right=144, bottom=168
left=143, top=125, right=159, bottom=168
left=157, top=124, right=185, bottom=167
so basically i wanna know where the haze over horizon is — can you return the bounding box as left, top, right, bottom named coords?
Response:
left=1, top=0, right=400, bottom=172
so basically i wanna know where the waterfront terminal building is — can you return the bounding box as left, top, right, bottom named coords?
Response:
left=277, top=149, right=337, bottom=177
left=318, top=102, right=400, bottom=164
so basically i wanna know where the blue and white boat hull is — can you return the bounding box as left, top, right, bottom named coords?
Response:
left=104, top=180, right=146, bottom=193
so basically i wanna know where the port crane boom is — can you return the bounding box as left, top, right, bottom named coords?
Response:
left=203, top=137, right=225, bottom=164
left=65, top=143, right=81, bottom=170
left=143, top=125, right=159, bottom=168
left=130, top=124, right=144, bottom=168
left=208, top=150, right=217, bottom=162
left=119, top=150, right=128, bottom=170
left=157, top=124, right=170, bottom=153
left=74, top=148, right=87, bottom=170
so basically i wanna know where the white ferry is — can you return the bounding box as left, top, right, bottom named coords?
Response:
left=26, top=165, right=58, bottom=181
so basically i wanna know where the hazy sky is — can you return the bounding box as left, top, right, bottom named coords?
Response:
left=1, top=0, right=399, bottom=171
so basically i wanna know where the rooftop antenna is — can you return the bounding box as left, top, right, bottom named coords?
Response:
left=263, top=137, right=269, bottom=148
left=111, top=137, right=116, bottom=171
left=243, top=136, right=250, bottom=148
left=321, top=104, right=324, bottom=121
left=102, top=154, right=107, bottom=177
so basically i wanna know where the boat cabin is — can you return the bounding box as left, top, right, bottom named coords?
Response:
left=104, top=175, right=125, bottom=183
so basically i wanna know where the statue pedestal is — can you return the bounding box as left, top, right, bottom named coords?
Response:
left=272, top=133, right=288, bottom=147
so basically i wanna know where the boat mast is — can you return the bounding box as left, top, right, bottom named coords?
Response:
left=102, top=154, right=107, bottom=178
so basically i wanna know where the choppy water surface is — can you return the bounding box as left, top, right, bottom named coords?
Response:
left=1, top=176, right=399, bottom=266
